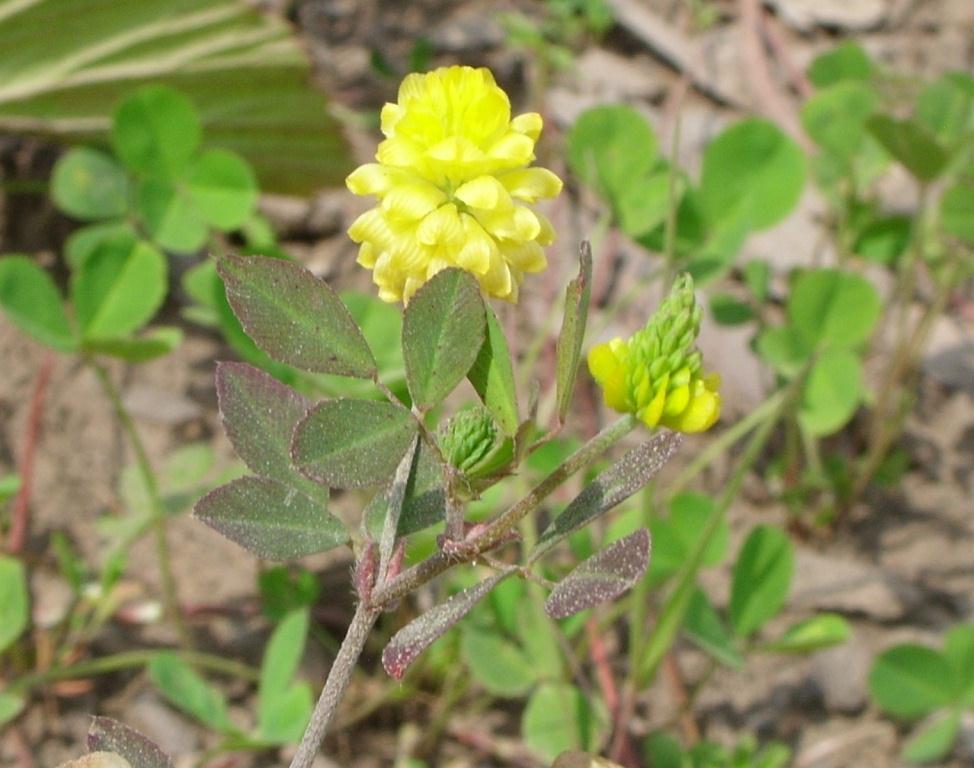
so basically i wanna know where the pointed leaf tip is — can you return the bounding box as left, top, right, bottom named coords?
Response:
left=545, top=528, right=650, bottom=619
left=382, top=570, right=512, bottom=679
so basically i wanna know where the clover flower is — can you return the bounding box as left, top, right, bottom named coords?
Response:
left=588, top=274, right=721, bottom=433
left=346, top=66, right=563, bottom=303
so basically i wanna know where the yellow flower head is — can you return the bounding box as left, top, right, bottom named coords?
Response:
left=346, top=66, right=563, bottom=303
left=588, top=275, right=721, bottom=433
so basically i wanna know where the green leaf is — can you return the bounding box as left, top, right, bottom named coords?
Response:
left=187, top=149, right=258, bottom=231
left=215, top=362, right=326, bottom=504
left=755, top=325, right=813, bottom=376
left=788, top=268, right=881, bottom=350
left=801, top=82, right=879, bottom=161
left=194, top=476, right=347, bottom=560
left=799, top=349, right=863, bottom=436
left=83, top=327, right=183, bottom=362
left=944, top=624, right=974, bottom=705
left=517, top=597, right=564, bottom=680
left=735, top=263, right=765, bottom=306
left=258, top=681, right=312, bottom=744
left=258, top=609, right=310, bottom=740
left=136, top=178, right=208, bottom=254
left=853, top=215, right=911, bottom=264
left=0, top=0, right=353, bottom=194
left=71, top=238, right=167, bottom=339
left=364, top=439, right=445, bottom=538
left=617, top=170, right=677, bottom=238
left=567, top=105, right=657, bottom=211
left=468, top=305, right=519, bottom=435
left=545, top=529, right=650, bottom=619
left=684, top=588, right=744, bottom=668
left=0, top=474, right=20, bottom=505
left=402, top=268, right=485, bottom=410
left=729, top=525, right=794, bottom=637
left=555, top=242, right=593, bottom=424
left=0, top=691, right=25, bottom=727
left=88, top=717, right=174, bottom=768
left=903, top=711, right=960, bottom=764
left=113, top=85, right=201, bottom=180
left=916, top=72, right=974, bottom=148
left=522, top=683, right=609, bottom=762
left=51, top=147, right=129, bottom=220
left=866, top=116, right=948, bottom=182
left=218, top=254, right=376, bottom=378
left=808, top=41, right=873, bottom=87
left=383, top=570, right=512, bottom=680
left=65, top=221, right=138, bottom=270
left=291, top=399, right=417, bottom=489
left=762, top=614, right=851, bottom=653
left=148, top=652, right=232, bottom=732
left=461, top=628, right=538, bottom=697
left=0, top=255, right=75, bottom=351
left=259, top=608, right=309, bottom=700
left=869, top=645, right=955, bottom=718
left=700, top=118, right=806, bottom=231
left=941, top=182, right=974, bottom=244
left=259, top=566, right=319, bottom=624
left=648, top=492, right=728, bottom=585
left=709, top=294, right=754, bottom=326
left=642, top=732, right=684, bottom=768
left=534, top=433, right=681, bottom=560
left=0, top=555, right=28, bottom=653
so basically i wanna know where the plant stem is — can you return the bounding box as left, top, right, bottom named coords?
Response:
left=288, top=603, right=380, bottom=768
left=289, top=414, right=637, bottom=766
left=370, top=414, right=637, bottom=607
left=8, top=649, right=257, bottom=693
left=89, top=360, right=190, bottom=649
left=666, top=388, right=788, bottom=499
left=7, top=351, right=55, bottom=554
left=627, top=380, right=796, bottom=699
left=851, top=258, right=961, bottom=502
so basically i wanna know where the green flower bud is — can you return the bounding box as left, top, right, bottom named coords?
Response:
left=439, top=407, right=498, bottom=472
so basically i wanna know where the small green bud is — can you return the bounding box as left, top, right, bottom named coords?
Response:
left=439, top=407, right=498, bottom=472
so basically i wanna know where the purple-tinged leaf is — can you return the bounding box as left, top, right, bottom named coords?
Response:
left=545, top=529, right=650, bottom=619
left=215, top=362, right=326, bottom=504
left=218, top=254, right=375, bottom=378
left=555, top=242, right=592, bottom=424
left=291, top=399, right=417, bottom=489
left=402, top=268, right=485, bottom=410
left=88, top=717, right=173, bottom=768
left=383, top=570, right=513, bottom=680
left=533, top=432, right=681, bottom=559
left=194, top=476, right=347, bottom=560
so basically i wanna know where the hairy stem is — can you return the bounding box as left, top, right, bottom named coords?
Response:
left=371, top=414, right=637, bottom=607
left=89, top=360, right=190, bottom=649
left=288, top=603, right=380, bottom=768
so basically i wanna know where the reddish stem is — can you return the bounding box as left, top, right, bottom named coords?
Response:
left=586, top=617, right=619, bottom=716
left=7, top=351, right=55, bottom=555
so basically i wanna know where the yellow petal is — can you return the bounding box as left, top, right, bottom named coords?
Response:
left=501, top=241, right=546, bottom=273
left=417, top=203, right=463, bottom=246
left=455, top=214, right=495, bottom=274
left=346, top=163, right=391, bottom=196
left=454, top=176, right=510, bottom=211
left=499, top=167, right=563, bottom=203
left=381, top=182, right=446, bottom=221
left=487, top=131, right=535, bottom=165
left=510, top=112, right=543, bottom=140
left=639, top=380, right=668, bottom=428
